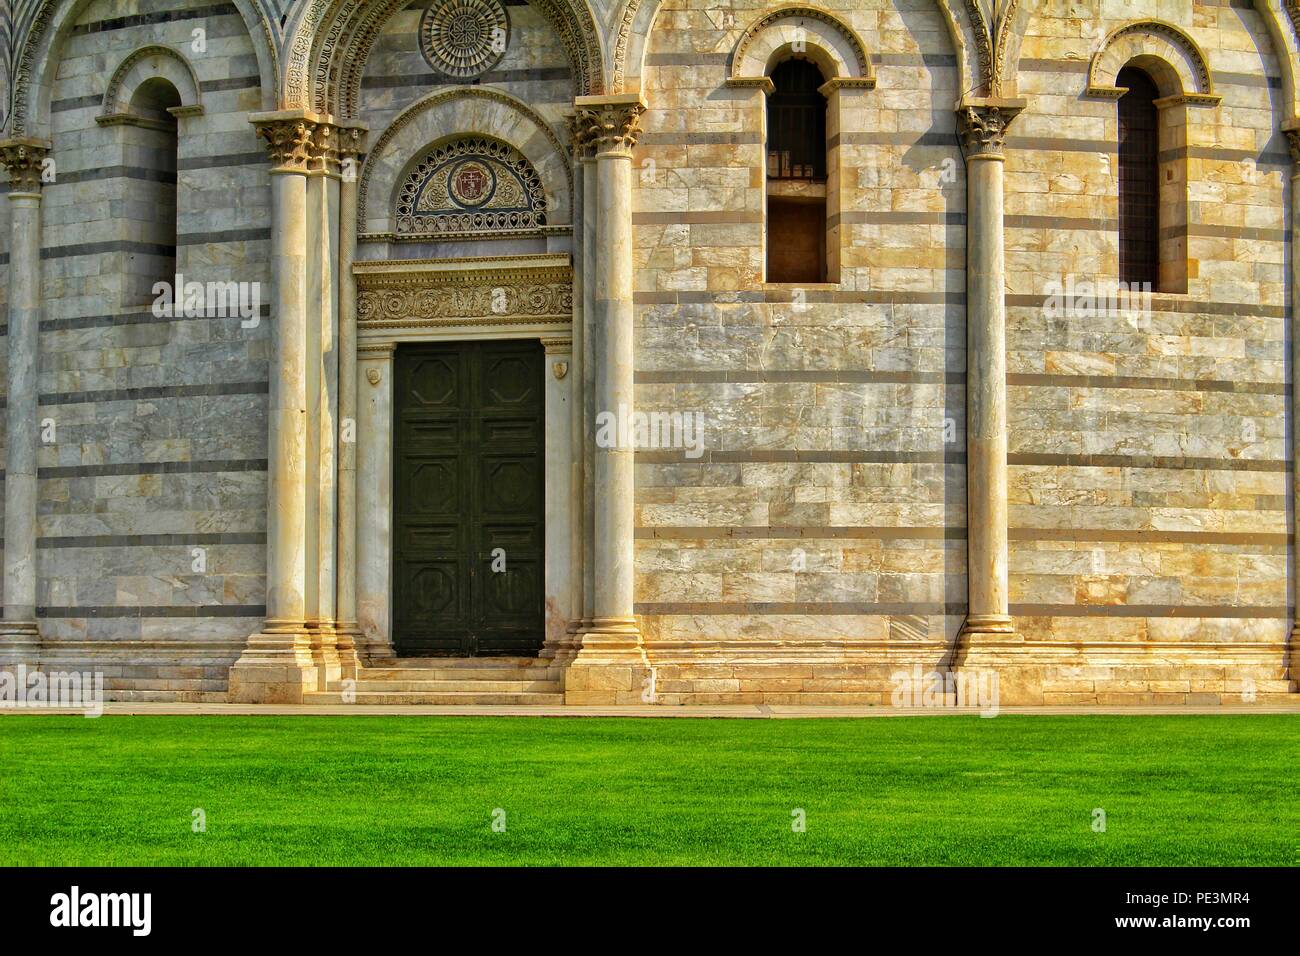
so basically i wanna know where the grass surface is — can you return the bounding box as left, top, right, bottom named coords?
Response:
left=0, top=714, right=1295, bottom=866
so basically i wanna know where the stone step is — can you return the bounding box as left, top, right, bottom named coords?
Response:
left=332, top=678, right=562, bottom=693
left=358, top=667, right=557, bottom=682
left=366, top=657, right=547, bottom=669
left=305, top=691, right=566, bottom=705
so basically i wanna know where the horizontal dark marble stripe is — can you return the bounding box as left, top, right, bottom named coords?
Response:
left=361, top=68, right=570, bottom=90
left=636, top=526, right=965, bottom=540
left=640, top=131, right=764, bottom=146
left=635, top=450, right=963, bottom=464
left=1010, top=603, right=1285, bottom=619
left=69, top=3, right=239, bottom=36
left=177, top=227, right=270, bottom=246
left=41, top=304, right=269, bottom=333
left=1009, top=452, right=1286, bottom=473
left=37, top=604, right=265, bottom=619
left=832, top=131, right=955, bottom=149
left=1005, top=293, right=1286, bottom=318
left=832, top=210, right=964, bottom=227
left=633, top=210, right=763, bottom=225
left=636, top=290, right=964, bottom=306
left=636, top=601, right=966, bottom=615
left=991, top=135, right=1288, bottom=166
left=178, top=152, right=267, bottom=170
left=50, top=94, right=104, bottom=113
left=1007, top=373, right=1287, bottom=395
left=38, top=459, right=267, bottom=479
left=199, top=75, right=261, bottom=93
left=1009, top=527, right=1289, bottom=546
left=39, top=381, right=267, bottom=407
left=636, top=369, right=962, bottom=385
left=55, top=166, right=177, bottom=185
left=39, top=532, right=265, bottom=549
left=1005, top=214, right=1287, bottom=242
left=41, top=240, right=174, bottom=261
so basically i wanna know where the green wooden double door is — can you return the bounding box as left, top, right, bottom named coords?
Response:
left=393, top=341, right=546, bottom=657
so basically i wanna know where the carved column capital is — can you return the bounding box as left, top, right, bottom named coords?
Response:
left=956, top=98, right=1026, bottom=160
left=336, top=123, right=368, bottom=161
left=574, top=94, right=646, bottom=157
left=0, top=138, right=52, bottom=194
left=566, top=112, right=596, bottom=161
left=1283, top=121, right=1300, bottom=167
left=251, top=110, right=331, bottom=173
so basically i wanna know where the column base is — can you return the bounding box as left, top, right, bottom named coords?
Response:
left=0, top=620, right=40, bottom=667
left=952, top=614, right=1034, bottom=705
left=227, top=621, right=320, bottom=703
left=564, top=616, right=653, bottom=704
left=308, top=620, right=344, bottom=690
left=334, top=621, right=364, bottom=679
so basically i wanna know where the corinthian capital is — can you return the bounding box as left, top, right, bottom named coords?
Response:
left=574, top=94, right=646, bottom=156
left=956, top=97, right=1026, bottom=160
left=251, top=110, right=330, bottom=172
left=1283, top=120, right=1300, bottom=166
left=0, top=138, right=53, bottom=193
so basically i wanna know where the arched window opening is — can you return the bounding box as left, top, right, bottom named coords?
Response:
left=125, top=77, right=181, bottom=304
left=766, top=59, right=828, bottom=284
left=1118, top=67, right=1158, bottom=288
left=1116, top=64, right=1187, bottom=294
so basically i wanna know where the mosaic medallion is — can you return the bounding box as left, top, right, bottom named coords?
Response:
left=420, top=0, right=510, bottom=79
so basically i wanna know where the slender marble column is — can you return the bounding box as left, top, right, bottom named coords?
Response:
left=565, top=95, right=649, bottom=703
left=306, top=120, right=341, bottom=689
left=557, top=114, right=591, bottom=661
left=0, top=139, right=50, bottom=664
left=335, top=125, right=367, bottom=675
left=957, top=99, right=1023, bottom=657
left=229, top=112, right=321, bottom=703
left=581, top=149, right=598, bottom=632
left=1284, top=121, right=1300, bottom=682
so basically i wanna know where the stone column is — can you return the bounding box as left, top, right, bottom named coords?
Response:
left=0, top=139, right=50, bottom=666
left=335, top=124, right=367, bottom=676
left=1284, top=121, right=1300, bottom=688
left=548, top=115, right=593, bottom=665
left=581, top=147, right=598, bottom=634
left=955, top=98, right=1024, bottom=676
left=306, top=120, right=341, bottom=689
left=229, top=111, right=322, bottom=703
left=565, top=95, right=650, bottom=704
left=356, top=342, right=396, bottom=658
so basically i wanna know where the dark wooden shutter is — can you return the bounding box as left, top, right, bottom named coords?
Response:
left=1118, top=67, right=1159, bottom=287
left=767, top=59, right=827, bottom=181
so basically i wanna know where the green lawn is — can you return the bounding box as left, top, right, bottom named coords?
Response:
left=0, top=714, right=1295, bottom=866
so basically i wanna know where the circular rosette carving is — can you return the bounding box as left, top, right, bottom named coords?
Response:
left=421, top=0, right=510, bottom=80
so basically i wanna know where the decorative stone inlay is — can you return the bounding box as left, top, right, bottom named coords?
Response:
left=396, top=137, right=547, bottom=236
left=0, top=139, right=52, bottom=193
left=355, top=256, right=573, bottom=328
left=957, top=103, right=1021, bottom=159
left=419, top=0, right=509, bottom=79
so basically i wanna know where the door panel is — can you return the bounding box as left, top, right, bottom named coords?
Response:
left=393, top=340, right=545, bottom=656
